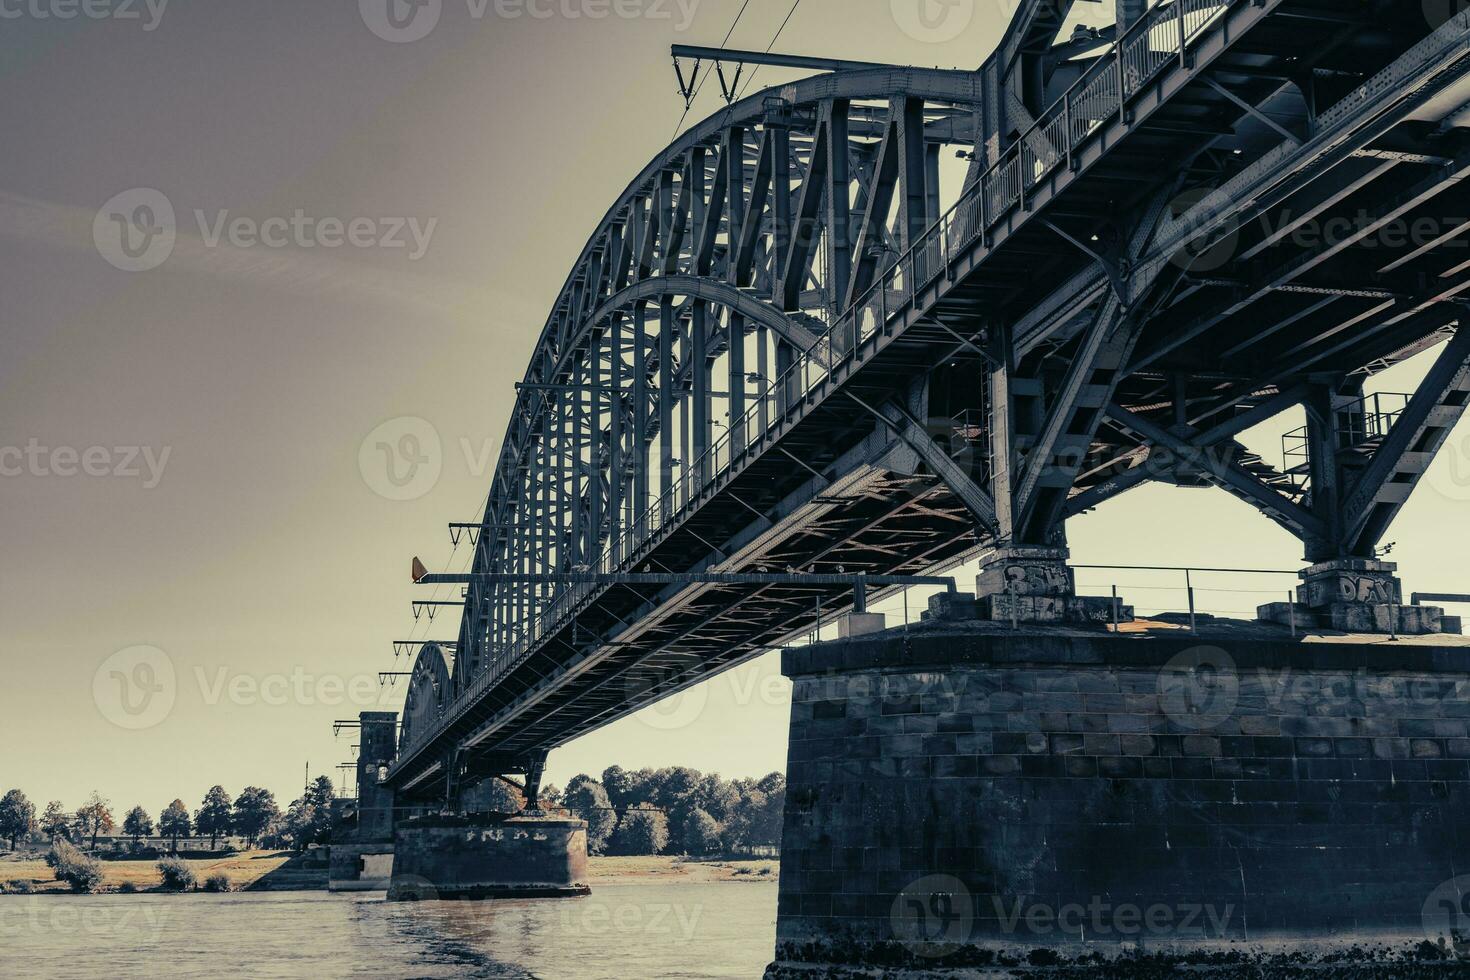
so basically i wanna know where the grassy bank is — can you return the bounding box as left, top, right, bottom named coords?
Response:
left=0, top=851, right=776, bottom=895
left=0, top=850, right=320, bottom=894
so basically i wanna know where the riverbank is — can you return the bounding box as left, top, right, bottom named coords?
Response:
left=0, top=851, right=777, bottom=894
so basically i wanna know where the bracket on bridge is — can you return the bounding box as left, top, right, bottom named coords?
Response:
left=393, top=637, right=458, bottom=659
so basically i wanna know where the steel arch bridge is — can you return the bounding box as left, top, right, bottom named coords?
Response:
left=387, top=0, right=1470, bottom=803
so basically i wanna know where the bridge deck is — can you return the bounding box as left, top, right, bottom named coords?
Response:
left=388, top=0, right=1470, bottom=796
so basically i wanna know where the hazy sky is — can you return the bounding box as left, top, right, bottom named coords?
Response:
left=2, top=0, right=1467, bottom=819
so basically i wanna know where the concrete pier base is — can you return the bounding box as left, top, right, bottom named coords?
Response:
left=387, top=812, right=589, bottom=901
left=767, top=619, right=1470, bottom=975
left=327, top=843, right=394, bottom=891
left=1258, top=558, right=1456, bottom=636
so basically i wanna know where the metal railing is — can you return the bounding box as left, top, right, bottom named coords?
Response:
left=1074, top=563, right=1300, bottom=634
left=394, top=0, right=1240, bottom=772
left=1411, top=593, right=1470, bottom=606
left=1281, top=391, right=1412, bottom=485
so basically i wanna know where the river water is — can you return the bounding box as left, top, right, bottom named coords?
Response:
left=0, top=882, right=778, bottom=979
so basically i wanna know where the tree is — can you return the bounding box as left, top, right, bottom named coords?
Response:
left=196, top=786, right=233, bottom=849
left=303, top=776, right=335, bottom=845
left=122, top=806, right=154, bottom=845
left=643, top=766, right=702, bottom=854
left=616, top=768, right=658, bottom=809
left=41, top=801, right=70, bottom=842
left=722, top=787, right=765, bottom=851
left=753, top=773, right=785, bottom=846
left=601, top=765, right=636, bottom=809
left=46, top=840, right=103, bottom=893
left=160, top=799, right=192, bottom=852
left=696, top=774, right=740, bottom=825
left=279, top=797, right=318, bottom=851
left=258, top=812, right=291, bottom=850
left=682, top=806, right=722, bottom=856
left=305, top=775, right=334, bottom=809
left=0, top=790, right=37, bottom=850
left=233, top=787, right=280, bottom=849
left=562, top=777, right=616, bottom=854
left=156, top=856, right=196, bottom=891
left=609, top=810, right=669, bottom=856
left=470, top=778, right=524, bottom=813
left=75, top=792, right=114, bottom=848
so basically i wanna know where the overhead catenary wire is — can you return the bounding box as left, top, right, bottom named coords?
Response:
left=669, top=0, right=754, bottom=140
left=734, top=0, right=804, bottom=102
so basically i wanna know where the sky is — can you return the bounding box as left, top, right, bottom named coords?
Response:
left=2, top=0, right=1468, bottom=820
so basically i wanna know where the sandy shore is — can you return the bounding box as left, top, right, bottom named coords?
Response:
left=0, top=851, right=777, bottom=894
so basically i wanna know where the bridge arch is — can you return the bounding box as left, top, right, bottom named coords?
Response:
left=445, top=67, right=991, bottom=697
left=400, top=642, right=453, bottom=752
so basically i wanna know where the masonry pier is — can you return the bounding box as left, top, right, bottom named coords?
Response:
left=387, top=811, right=590, bottom=901
left=768, top=562, right=1470, bottom=974
left=328, top=711, right=399, bottom=892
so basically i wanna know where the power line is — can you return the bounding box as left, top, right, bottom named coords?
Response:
left=734, top=0, right=804, bottom=101
left=669, top=0, right=754, bottom=140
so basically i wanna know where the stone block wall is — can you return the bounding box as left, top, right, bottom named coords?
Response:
left=389, top=812, right=589, bottom=901
left=772, top=625, right=1470, bottom=968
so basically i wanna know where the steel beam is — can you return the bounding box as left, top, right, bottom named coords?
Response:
left=1341, top=327, right=1470, bottom=554
left=1104, top=403, right=1325, bottom=540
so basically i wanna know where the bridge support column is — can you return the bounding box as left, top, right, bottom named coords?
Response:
left=388, top=812, right=590, bottom=901
left=328, top=711, right=398, bottom=892
left=766, top=622, right=1470, bottom=975
left=1258, top=558, right=1452, bottom=635
left=973, top=545, right=1126, bottom=625
left=838, top=573, right=886, bottom=637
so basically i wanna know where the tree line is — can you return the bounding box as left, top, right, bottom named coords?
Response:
left=554, top=766, right=785, bottom=857
left=1, top=765, right=787, bottom=859
left=0, top=777, right=339, bottom=854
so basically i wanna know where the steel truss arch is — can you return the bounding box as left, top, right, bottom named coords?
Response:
left=584, top=275, right=822, bottom=351
left=441, top=68, right=990, bottom=702
left=400, top=642, right=453, bottom=752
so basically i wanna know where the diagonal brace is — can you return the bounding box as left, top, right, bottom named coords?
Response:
left=1340, top=326, right=1470, bottom=553
left=844, top=390, right=999, bottom=533
left=1105, top=403, right=1325, bottom=540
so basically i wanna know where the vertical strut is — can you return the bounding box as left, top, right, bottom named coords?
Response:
left=634, top=302, right=650, bottom=519
left=659, top=297, right=676, bottom=498
left=609, top=314, right=624, bottom=555
left=693, top=302, right=710, bottom=482
left=729, top=311, right=746, bottom=454
left=898, top=97, right=930, bottom=250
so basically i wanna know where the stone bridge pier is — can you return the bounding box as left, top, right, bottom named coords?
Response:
left=387, top=756, right=590, bottom=901
left=767, top=561, right=1470, bottom=975
left=328, top=711, right=399, bottom=892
